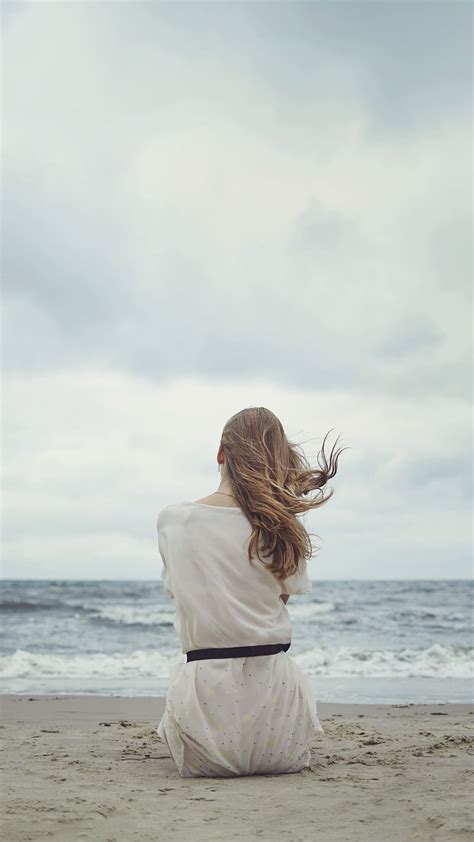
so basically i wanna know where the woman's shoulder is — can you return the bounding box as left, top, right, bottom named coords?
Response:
left=157, top=501, right=190, bottom=527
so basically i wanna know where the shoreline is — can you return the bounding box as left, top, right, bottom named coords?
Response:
left=1, top=693, right=472, bottom=723
left=1, top=695, right=473, bottom=840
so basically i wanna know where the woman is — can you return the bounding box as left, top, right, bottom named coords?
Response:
left=156, top=406, right=346, bottom=777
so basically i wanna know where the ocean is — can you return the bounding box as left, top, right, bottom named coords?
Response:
left=0, top=579, right=472, bottom=704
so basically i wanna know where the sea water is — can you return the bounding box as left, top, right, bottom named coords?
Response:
left=0, top=579, right=472, bottom=703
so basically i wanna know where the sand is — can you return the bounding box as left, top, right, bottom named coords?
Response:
left=1, top=695, right=473, bottom=841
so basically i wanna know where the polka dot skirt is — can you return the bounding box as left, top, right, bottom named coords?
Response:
left=156, top=651, right=324, bottom=778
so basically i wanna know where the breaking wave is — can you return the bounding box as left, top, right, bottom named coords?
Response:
left=294, top=644, right=474, bottom=679
left=1, top=644, right=472, bottom=681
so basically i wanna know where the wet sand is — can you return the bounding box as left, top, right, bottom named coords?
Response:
left=1, top=695, right=473, bottom=841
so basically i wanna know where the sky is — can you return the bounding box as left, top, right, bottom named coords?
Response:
left=1, top=1, right=472, bottom=580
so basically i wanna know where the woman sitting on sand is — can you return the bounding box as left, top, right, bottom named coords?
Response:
left=156, top=406, right=346, bottom=777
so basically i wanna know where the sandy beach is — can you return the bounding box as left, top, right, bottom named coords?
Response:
left=0, top=695, right=472, bottom=841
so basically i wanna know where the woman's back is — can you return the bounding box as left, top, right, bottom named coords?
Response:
left=157, top=501, right=311, bottom=653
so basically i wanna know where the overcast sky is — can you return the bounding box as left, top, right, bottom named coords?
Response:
left=2, top=1, right=472, bottom=580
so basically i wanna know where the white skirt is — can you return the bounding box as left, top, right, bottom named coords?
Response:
left=156, top=651, right=324, bottom=777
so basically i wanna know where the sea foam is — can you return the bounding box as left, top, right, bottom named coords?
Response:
left=1, top=643, right=472, bottom=681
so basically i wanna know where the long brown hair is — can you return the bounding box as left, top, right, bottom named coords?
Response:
left=220, top=407, right=348, bottom=581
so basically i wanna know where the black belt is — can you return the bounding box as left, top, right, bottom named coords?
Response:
left=186, top=642, right=291, bottom=662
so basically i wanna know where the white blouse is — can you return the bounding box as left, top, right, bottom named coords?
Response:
left=157, top=501, right=312, bottom=654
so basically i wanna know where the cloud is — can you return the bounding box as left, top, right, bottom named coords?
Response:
left=1, top=1, right=471, bottom=578
left=1, top=369, right=471, bottom=579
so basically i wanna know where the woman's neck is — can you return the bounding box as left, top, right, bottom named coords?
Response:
left=216, top=483, right=235, bottom=497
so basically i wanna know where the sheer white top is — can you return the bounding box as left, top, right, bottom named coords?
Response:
left=157, top=501, right=312, bottom=654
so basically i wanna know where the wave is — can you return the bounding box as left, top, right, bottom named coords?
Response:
left=0, top=600, right=65, bottom=613
left=1, top=643, right=472, bottom=681
left=396, top=607, right=467, bottom=622
left=287, top=601, right=335, bottom=618
left=0, top=649, right=182, bottom=679
left=85, top=605, right=175, bottom=627
left=294, top=644, right=474, bottom=679
left=0, top=598, right=175, bottom=627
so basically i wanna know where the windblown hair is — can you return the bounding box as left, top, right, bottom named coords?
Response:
left=220, top=407, right=348, bottom=581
